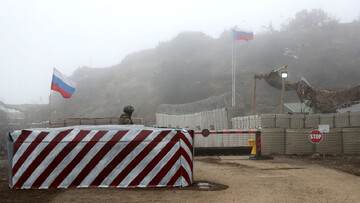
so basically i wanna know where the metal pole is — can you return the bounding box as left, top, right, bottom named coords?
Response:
left=255, top=131, right=261, bottom=157
left=232, top=26, right=237, bottom=107
left=231, top=29, right=234, bottom=107
left=252, top=76, right=256, bottom=115
left=49, top=68, right=54, bottom=127
left=49, top=93, right=52, bottom=127
left=233, top=36, right=237, bottom=107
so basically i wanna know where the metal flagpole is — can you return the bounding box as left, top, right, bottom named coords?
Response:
left=232, top=26, right=237, bottom=107
left=49, top=93, right=52, bottom=126
left=231, top=29, right=234, bottom=107
left=234, top=32, right=237, bottom=107
left=49, top=68, right=54, bottom=127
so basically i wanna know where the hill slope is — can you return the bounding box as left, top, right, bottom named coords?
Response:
left=52, top=10, right=360, bottom=125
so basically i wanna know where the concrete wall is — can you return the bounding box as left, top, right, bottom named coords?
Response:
left=156, top=108, right=241, bottom=130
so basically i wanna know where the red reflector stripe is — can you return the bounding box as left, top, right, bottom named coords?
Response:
left=195, top=131, right=258, bottom=134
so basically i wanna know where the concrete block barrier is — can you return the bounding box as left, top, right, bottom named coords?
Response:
left=275, top=114, right=290, bottom=128
left=261, top=114, right=276, bottom=128
left=249, top=115, right=256, bottom=129
left=334, top=112, right=350, bottom=128
left=315, top=128, right=342, bottom=155
left=261, top=128, right=285, bottom=155
left=230, top=118, right=237, bottom=129
left=8, top=126, right=194, bottom=189
left=195, top=113, right=201, bottom=130
left=343, top=128, right=360, bottom=154
left=79, top=119, right=96, bottom=125
left=305, top=114, right=320, bottom=128
left=64, top=119, right=81, bottom=126
left=350, top=112, right=360, bottom=127
left=94, top=118, right=111, bottom=125
left=286, top=129, right=313, bottom=154
left=319, top=113, right=335, bottom=128
left=290, top=115, right=305, bottom=128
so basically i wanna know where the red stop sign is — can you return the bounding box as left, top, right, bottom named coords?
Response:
left=309, top=130, right=323, bottom=144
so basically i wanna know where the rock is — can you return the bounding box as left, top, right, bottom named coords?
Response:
left=311, top=153, right=321, bottom=160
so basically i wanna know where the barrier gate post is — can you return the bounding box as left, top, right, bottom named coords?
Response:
left=195, top=129, right=273, bottom=159
left=250, top=131, right=273, bottom=160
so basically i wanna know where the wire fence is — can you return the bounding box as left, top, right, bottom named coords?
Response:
left=157, top=92, right=244, bottom=115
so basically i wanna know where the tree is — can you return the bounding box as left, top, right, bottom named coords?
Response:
left=282, top=9, right=339, bottom=31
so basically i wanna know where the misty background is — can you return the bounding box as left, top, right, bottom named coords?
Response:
left=1, top=0, right=360, bottom=104
left=0, top=0, right=360, bottom=129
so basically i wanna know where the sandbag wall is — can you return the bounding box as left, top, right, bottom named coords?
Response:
left=156, top=108, right=241, bottom=130
left=8, top=125, right=194, bottom=189
left=255, top=128, right=360, bottom=155
left=232, top=112, right=360, bottom=155
left=50, top=117, right=143, bottom=128
left=231, top=115, right=262, bottom=129
left=232, top=112, right=360, bottom=129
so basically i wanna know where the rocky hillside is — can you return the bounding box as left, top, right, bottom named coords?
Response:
left=51, top=9, right=360, bottom=125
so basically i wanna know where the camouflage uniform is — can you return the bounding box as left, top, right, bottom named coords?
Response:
left=118, top=105, right=134, bottom=125
left=118, top=113, right=133, bottom=124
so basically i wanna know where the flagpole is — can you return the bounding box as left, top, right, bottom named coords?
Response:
left=49, top=92, right=52, bottom=127
left=234, top=31, right=237, bottom=107
left=232, top=28, right=253, bottom=108
left=49, top=68, right=54, bottom=127
left=231, top=26, right=236, bottom=107
left=231, top=30, right=235, bottom=106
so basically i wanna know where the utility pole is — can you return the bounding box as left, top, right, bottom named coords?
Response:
left=252, top=65, right=287, bottom=115
left=279, top=66, right=288, bottom=114
left=252, top=75, right=257, bottom=115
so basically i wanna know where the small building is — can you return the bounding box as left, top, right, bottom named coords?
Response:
left=0, top=105, right=24, bottom=121
left=337, top=103, right=360, bottom=113
left=274, top=103, right=311, bottom=114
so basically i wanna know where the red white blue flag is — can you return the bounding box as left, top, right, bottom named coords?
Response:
left=51, top=68, right=76, bottom=98
left=233, top=29, right=254, bottom=40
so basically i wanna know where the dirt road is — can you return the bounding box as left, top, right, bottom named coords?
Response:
left=1, top=155, right=359, bottom=202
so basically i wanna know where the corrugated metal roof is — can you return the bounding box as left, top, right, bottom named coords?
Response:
left=284, top=103, right=310, bottom=114
left=337, top=103, right=360, bottom=113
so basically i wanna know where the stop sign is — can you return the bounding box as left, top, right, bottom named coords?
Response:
left=309, top=130, right=323, bottom=144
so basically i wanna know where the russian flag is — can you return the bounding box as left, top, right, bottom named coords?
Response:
left=233, top=29, right=254, bottom=40
left=51, top=68, right=76, bottom=98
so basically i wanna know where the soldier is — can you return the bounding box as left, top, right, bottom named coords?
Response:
left=118, top=105, right=134, bottom=125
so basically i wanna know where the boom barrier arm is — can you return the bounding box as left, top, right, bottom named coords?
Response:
left=194, top=129, right=272, bottom=160
left=195, top=129, right=274, bottom=160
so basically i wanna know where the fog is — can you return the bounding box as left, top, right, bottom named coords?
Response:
left=0, top=0, right=359, bottom=104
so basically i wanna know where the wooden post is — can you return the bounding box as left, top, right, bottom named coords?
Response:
left=280, top=77, right=285, bottom=114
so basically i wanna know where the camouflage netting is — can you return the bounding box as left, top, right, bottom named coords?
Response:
left=255, top=71, right=299, bottom=90
left=157, top=92, right=244, bottom=115
left=255, top=71, right=360, bottom=112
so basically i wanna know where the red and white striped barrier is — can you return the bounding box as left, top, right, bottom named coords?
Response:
left=8, top=126, right=193, bottom=189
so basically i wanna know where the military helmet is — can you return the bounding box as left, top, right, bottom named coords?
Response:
left=123, top=105, right=134, bottom=113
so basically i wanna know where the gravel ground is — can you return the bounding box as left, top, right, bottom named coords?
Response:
left=1, top=154, right=359, bottom=202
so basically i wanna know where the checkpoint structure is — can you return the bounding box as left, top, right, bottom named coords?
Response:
left=7, top=125, right=194, bottom=189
